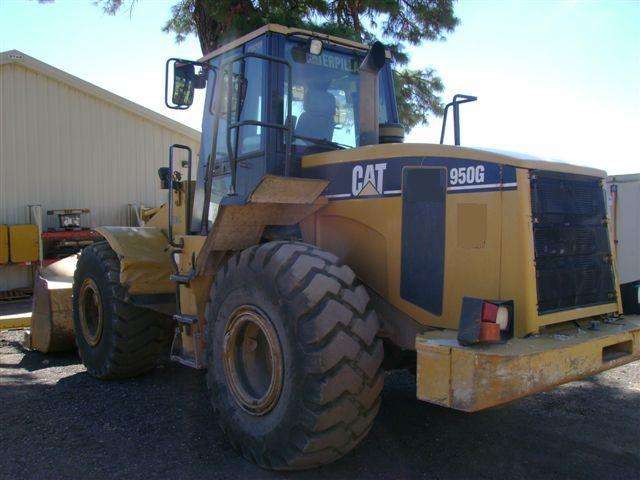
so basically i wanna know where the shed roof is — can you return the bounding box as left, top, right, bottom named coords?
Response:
left=0, top=49, right=200, bottom=142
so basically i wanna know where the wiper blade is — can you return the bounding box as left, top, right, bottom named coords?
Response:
left=293, top=134, right=349, bottom=150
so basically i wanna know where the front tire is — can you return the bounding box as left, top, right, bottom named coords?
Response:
left=72, top=242, right=172, bottom=379
left=206, top=241, right=384, bottom=470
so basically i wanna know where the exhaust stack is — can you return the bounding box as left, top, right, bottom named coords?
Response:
left=358, top=42, right=386, bottom=146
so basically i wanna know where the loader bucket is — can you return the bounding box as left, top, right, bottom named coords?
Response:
left=30, top=255, right=78, bottom=353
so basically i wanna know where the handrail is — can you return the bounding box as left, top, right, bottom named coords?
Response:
left=439, top=94, right=477, bottom=146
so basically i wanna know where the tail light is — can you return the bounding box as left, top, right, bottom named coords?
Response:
left=482, top=301, right=510, bottom=331
left=458, top=297, right=514, bottom=346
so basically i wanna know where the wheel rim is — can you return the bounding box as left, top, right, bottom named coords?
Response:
left=223, top=306, right=283, bottom=416
left=78, top=278, right=104, bottom=347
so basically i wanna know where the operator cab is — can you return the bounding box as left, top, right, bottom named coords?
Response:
left=165, top=25, right=400, bottom=234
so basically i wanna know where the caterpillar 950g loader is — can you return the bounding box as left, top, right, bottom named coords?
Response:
left=59, top=24, right=638, bottom=470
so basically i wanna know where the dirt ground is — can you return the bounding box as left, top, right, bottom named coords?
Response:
left=1, top=324, right=639, bottom=480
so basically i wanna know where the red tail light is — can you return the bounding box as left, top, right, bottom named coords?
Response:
left=458, top=297, right=514, bottom=346
left=482, top=302, right=498, bottom=322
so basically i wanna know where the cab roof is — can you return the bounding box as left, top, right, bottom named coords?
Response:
left=198, top=24, right=370, bottom=63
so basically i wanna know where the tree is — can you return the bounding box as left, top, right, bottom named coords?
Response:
left=96, top=0, right=459, bottom=129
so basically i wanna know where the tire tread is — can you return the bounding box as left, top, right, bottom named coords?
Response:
left=73, top=242, right=172, bottom=379
left=205, top=241, right=384, bottom=470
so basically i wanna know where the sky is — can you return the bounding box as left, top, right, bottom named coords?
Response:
left=1, top=0, right=639, bottom=174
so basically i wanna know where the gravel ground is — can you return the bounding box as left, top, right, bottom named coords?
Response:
left=1, top=328, right=639, bottom=480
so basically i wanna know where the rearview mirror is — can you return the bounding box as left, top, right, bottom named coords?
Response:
left=165, top=58, right=207, bottom=110
left=173, top=61, right=195, bottom=107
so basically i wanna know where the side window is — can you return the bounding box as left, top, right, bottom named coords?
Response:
left=238, top=39, right=265, bottom=156
left=211, top=83, right=236, bottom=175
left=211, top=38, right=265, bottom=172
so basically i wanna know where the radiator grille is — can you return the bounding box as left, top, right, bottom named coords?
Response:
left=530, top=171, right=616, bottom=314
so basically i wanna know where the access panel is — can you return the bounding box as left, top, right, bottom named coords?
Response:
left=400, top=167, right=447, bottom=315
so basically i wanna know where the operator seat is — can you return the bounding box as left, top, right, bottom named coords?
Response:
left=295, top=87, right=336, bottom=141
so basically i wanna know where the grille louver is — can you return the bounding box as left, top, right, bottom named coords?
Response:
left=530, top=171, right=616, bottom=314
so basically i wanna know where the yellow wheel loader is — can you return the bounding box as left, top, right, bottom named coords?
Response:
left=32, top=24, right=640, bottom=470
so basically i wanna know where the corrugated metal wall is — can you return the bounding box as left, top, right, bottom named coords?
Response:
left=0, top=62, right=200, bottom=290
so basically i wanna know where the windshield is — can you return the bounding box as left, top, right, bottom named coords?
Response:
left=285, top=41, right=389, bottom=148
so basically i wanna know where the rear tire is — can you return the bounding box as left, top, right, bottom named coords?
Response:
left=206, top=241, right=384, bottom=470
left=72, top=242, right=172, bottom=379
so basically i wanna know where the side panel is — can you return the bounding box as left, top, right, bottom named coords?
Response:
left=302, top=146, right=619, bottom=339
left=498, top=169, right=537, bottom=337
left=304, top=155, right=510, bottom=331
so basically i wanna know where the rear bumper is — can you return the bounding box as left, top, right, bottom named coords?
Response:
left=416, top=316, right=640, bottom=412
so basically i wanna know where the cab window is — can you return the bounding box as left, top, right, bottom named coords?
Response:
left=285, top=41, right=392, bottom=149
left=285, top=42, right=359, bottom=148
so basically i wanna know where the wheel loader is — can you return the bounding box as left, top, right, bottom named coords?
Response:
left=30, top=24, right=640, bottom=470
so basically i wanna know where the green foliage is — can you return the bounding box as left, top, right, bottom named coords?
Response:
left=93, top=0, right=459, bottom=129
left=394, top=68, right=445, bottom=130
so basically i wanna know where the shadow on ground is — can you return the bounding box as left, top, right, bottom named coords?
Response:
left=1, top=330, right=638, bottom=480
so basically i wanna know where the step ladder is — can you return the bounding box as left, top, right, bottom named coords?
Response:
left=169, top=270, right=204, bottom=369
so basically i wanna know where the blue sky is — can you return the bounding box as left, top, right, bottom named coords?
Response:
left=1, top=0, right=638, bottom=174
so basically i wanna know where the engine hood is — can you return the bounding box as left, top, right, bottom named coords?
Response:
left=302, top=143, right=606, bottom=178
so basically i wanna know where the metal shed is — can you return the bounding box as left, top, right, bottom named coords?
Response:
left=0, top=50, right=200, bottom=291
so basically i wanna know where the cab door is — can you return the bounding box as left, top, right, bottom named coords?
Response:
left=191, top=37, right=269, bottom=233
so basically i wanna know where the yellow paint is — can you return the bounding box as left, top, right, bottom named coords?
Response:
left=0, top=225, right=8, bottom=264
left=0, top=313, right=31, bottom=330
left=457, top=204, right=487, bottom=249
left=416, top=317, right=640, bottom=411
left=304, top=145, right=621, bottom=337
left=176, top=234, right=211, bottom=355
left=302, top=143, right=606, bottom=177
left=178, top=235, right=207, bottom=274
left=95, top=226, right=174, bottom=295
left=313, top=189, right=505, bottom=331
left=145, top=180, right=194, bottom=239
left=9, top=224, right=39, bottom=263
left=499, top=170, right=537, bottom=337
left=415, top=343, right=451, bottom=406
